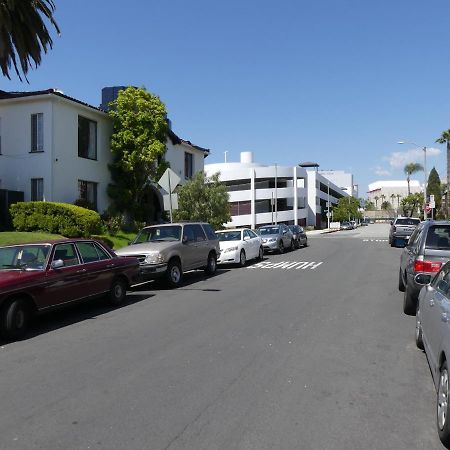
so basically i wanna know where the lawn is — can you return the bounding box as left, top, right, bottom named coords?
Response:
left=0, top=231, right=137, bottom=250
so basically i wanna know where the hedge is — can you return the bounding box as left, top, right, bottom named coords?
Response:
left=10, top=202, right=102, bottom=237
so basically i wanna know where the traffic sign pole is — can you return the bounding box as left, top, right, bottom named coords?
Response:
left=168, top=171, right=173, bottom=223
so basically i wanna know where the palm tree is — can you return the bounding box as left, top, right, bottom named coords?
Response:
left=0, top=0, right=60, bottom=81
left=390, top=193, right=395, bottom=205
left=381, top=194, right=386, bottom=204
left=404, top=163, right=424, bottom=195
left=436, top=130, right=450, bottom=219
left=374, top=196, right=380, bottom=209
left=396, top=194, right=401, bottom=207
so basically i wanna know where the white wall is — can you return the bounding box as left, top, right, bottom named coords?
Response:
left=165, top=140, right=206, bottom=184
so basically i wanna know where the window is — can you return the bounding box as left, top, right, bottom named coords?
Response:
left=52, top=243, right=79, bottom=267
left=202, top=224, right=217, bottom=241
left=192, top=224, right=206, bottom=241
left=31, top=178, right=44, bottom=201
left=78, top=116, right=97, bottom=159
left=31, top=113, right=44, bottom=152
left=78, top=180, right=98, bottom=210
left=76, top=242, right=110, bottom=263
left=184, top=152, right=193, bottom=179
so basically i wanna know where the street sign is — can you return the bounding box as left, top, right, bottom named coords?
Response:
left=163, top=193, right=178, bottom=211
left=429, top=201, right=436, bottom=209
left=158, top=168, right=180, bottom=194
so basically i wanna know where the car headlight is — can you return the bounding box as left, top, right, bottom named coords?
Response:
left=269, top=238, right=277, bottom=242
left=223, top=246, right=238, bottom=253
left=144, top=252, right=165, bottom=264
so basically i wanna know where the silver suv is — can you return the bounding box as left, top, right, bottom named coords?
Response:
left=116, top=222, right=220, bottom=287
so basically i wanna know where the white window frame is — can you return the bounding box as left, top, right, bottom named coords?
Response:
left=31, top=113, right=44, bottom=152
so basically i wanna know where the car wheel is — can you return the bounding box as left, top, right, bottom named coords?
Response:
left=258, top=246, right=264, bottom=261
left=290, top=240, right=295, bottom=251
left=438, top=361, right=450, bottom=447
left=403, top=283, right=416, bottom=316
left=205, top=252, right=217, bottom=275
left=239, top=250, right=246, bottom=267
left=278, top=240, right=284, bottom=254
left=415, top=303, right=424, bottom=350
left=166, top=259, right=182, bottom=287
left=109, top=278, right=127, bottom=306
left=0, top=298, right=31, bottom=340
left=303, top=238, right=308, bottom=247
left=398, top=269, right=405, bottom=292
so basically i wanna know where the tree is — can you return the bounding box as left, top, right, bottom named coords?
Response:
left=364, top=200, right=375, bottom=211
left=0, top=0, right=60, bottom=81
left=173, top=172, right=231, bottom=230
left=404, top=163, right=423, bottom=195
left=107, top=87, right=169, bottom=223
left=401, top=193, right=423, bottom=218
left=436, top=130, right=450, bottom=219
left=427, top=167, right=442, bottom=217
left=374, top=196, right=380, bottom=209
left=396, top=194, right=401, bottom=208
left=332, top=196, right=362, bottom=222
left=381, top=201, right=391, bottom=210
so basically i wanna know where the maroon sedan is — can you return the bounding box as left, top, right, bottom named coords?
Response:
left=0, top=239, right=139, bottom=340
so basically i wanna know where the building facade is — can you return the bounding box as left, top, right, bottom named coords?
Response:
left=367, top=180, right=422, bottom=210
left=318, top=170, right=357, bottom=198
left=205, top=152, right=348, bottom=229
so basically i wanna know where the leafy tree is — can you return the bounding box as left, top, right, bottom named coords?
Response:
left=401, top=193, right=423, bottom=218
left=374, top=196, right=379, bottom=209
left=404, top=163, right=423, bottom=195
left=381, top=201, right=391, bottom=210
left=107, top=87, right=169, bottom=223
left=427, top=167, right=442, bottom=217
left=332, top=196, right=362, bottom=222
left=436, top=130, right=450, bottom=218
left=173, top=172, right=231, bottom=230
left=0, top=0, right=60, bottom=81
left=364, top=200, right=375, bottom=211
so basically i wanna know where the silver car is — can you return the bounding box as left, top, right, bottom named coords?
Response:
left=116, top=222, right=220, bottom=287
left=258, top=224, right=294, bottom=253
left=415, top=262, right=450, bottom=448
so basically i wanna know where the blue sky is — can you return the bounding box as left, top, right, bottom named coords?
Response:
left=3, top=0, right=450, bottom=196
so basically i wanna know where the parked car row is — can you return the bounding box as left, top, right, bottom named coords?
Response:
left=396, top=220, right=450, bottom=448
left=0, top=221, right=310, bottom=341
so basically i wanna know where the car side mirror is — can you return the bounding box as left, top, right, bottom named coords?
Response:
left=182, top=235, right=188, bottom=244
left=390, top=221, right=393, bottom=225
left=51, top=259, right=64, bottom=269
left=414, top=273, right=432, bottom=285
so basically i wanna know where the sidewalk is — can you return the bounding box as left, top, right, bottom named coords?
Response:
left=306, top=228, right=340, bottom=235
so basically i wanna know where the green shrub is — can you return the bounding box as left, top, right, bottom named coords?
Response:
left=10, top=202, right=102, bottom=237
left=73, top=198, right=97, bottom=211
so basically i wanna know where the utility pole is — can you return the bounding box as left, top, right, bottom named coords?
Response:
left=224, top=151, right=228, bottom=163
left=275, top=163, right=278, bottom=225
left=327, top=181, right=330, bottom=230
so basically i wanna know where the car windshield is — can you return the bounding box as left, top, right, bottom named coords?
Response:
left=289, top=226, right=298, bottom=232
left=395, top=218, right=420, bottom=226
left=0, top=244, right=50, bottom=270
left=259, top=226, right=280, bottom=235
left=216, top=231, right=241, bottom=241
left=133, top=225, right=182, bottom=243
left=426, top=226, right=450, bottom=250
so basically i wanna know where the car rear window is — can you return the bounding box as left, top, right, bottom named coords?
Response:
left=395, top=218, right=420, bottom=226
left=425, top=226, right=450, bottom=249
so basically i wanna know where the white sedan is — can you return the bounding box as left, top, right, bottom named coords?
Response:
left=216, top=228, right=264, bottom=267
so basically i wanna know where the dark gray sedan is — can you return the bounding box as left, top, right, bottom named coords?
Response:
left=288, top=225, right=308, bottom=248
left=415, top=262, right=450, bottom=448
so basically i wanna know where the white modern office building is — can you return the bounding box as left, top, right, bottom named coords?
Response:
left=205, top=152, right=349, bottom=229
left=367, top=180, right=422, bottom=209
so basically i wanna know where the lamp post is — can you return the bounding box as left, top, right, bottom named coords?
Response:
left=398, top=141, right=428, bottom=219
left=327, top=181, right=330, bottom=230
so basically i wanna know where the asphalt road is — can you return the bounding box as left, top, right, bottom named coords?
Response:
left=0, top=224, right=444, bottom=449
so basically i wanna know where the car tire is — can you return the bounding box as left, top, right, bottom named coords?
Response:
left=258, top=246, right=264, bottom=260
left=108, top=278, right=127, bottom=306
left=0, top=298, right=31, bottom=340
left=278, top=240, right=284, bottom=254
left=398, top=269, right=405, bottom=292
left=415, top=303, right=424, bottom=350
left=239, top=250, right=246, bottom=267
left=403, top=283, right=416, bottom=316
left=205, top=252, right=217, bottom=275
left=166, top=259, right=182, bottom=288
left=437, top=361, right=450, bottom=447
left=290, top=240, right=295, bottom=251
left=303, top=238, right=308, bottom=247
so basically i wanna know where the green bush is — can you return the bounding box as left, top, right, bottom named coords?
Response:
left=91, top=235, right=114, bottom=249
left=10, top=202, right=102, bottom=237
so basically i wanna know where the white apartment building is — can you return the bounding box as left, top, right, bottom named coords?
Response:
left=0, top=88, right=209, bottom=217
left=367, top=180, right=422, bottom=209
left=205, top=152, right=348, bottom=229
left=319, top=170, right=357, bottom=198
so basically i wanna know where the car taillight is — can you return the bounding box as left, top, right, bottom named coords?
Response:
left=414, top=259, right=442, bottom=273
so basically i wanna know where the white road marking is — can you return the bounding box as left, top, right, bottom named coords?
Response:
left=362, top=239, right=388, bottom=242
left=248, top=261, right=323, bottom=270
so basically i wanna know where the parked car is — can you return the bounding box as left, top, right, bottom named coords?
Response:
left=258, top=224, right=294, bottom=253
left=288, top=225, right=308, bottom=248
left=340, top=221, right=352, bottom=230
left=115, top=222, right=220, bottom=288
left=414, top=262, right=450, bottom=448
left=350, top=220, right=357, bottom=229
left=389, top=217, right=421, bottom=246
left=0, top=239, right=140, bottom=340
left=216, top=228, right=263, bottom=266
left=361, top=218, right=370, bottom=226
left=399, top=221, right=450, bottom=315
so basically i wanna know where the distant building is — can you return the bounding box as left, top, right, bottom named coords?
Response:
left=319, top=170, right=357, bottom=198
left=367, top=180, right=422, bottom=209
